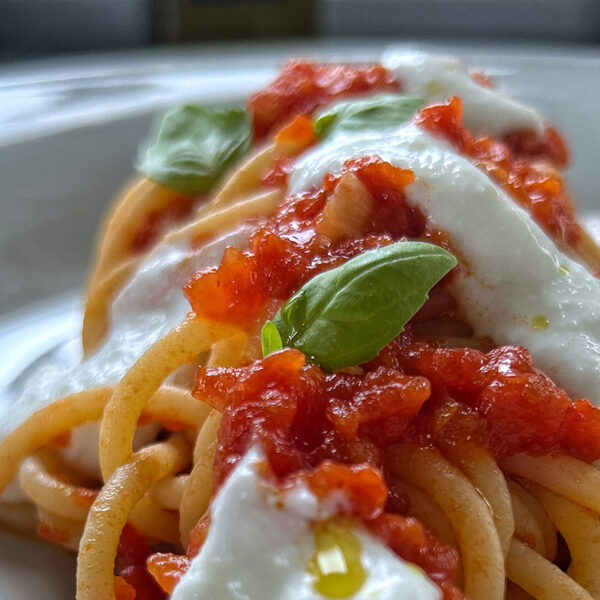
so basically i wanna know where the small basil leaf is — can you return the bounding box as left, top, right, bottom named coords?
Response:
left=313, top=94, right=424, bottom=139
left=272, top=242, right=456, bottom=372
left=138, top=104, right=251, bottom=194
left=261, top=320, right=283, bottom=357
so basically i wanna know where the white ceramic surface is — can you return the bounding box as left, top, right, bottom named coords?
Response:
left=0, top=41, right=598, bottom=598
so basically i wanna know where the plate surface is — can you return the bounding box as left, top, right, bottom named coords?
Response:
left=0, top=40, right=599, bottom=598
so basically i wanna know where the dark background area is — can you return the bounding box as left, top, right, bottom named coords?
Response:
left=0, top=0, right=599, bottom=60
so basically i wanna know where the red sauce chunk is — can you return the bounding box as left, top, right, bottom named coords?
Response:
left=115, top=525, right=166, bottom=600
left=188, top=333, right=600, bottom=598
left=146, top=518, right=210, bottom=595
left=392, top=342, right=600, bottom=462
left=249, top=61, right=399, bottom=140
left=184, top=158, right=443, bottom=328
left=416, top=96, right=580, bottom=247
left=192, top=348, right=463, bottom=598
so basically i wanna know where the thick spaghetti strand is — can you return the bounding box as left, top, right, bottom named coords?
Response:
left=0, top=384, right=206, bottom=496
left=129, top=494, right=181, bottom=547
left=441, top=441, right=514, bottom=557
left=77, top=436, right=190, bottom=600
left=37, top=507, right=85, bottom=553
left=0, top=387, right=111, bottom=493
left=86, top=177, right=184, bottom=294
left=211, top=144, right=277, bottom=207
left=506, top=478, right=557, bottom=562
left=388, top=444, right=505, bottom=600
left=501, top=453, right=600, bottom=514
left=99, top=317, right=236, bottom=480
left=509, top=489, right=546, bottom=556
left=149, top=475, right=187, bottom=512
left=506, top=538, right=593, bottom=600
left=18, top=451, right=95, bottom=523
left=82, top=257, right=141, bottom=354
left=169, top=189, right=283, bottom=247
left=392, top=477, right=457, bottom=549
left=533, top=485, right=600, bottom=598
left=179, top=411, right=221, bottom=547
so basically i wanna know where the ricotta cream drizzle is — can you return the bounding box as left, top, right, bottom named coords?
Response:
left=383, top=52, right=544, bottom=137
left=289, top=122, right=600, bottom=402
left=171, top=447, right=441, bottom=600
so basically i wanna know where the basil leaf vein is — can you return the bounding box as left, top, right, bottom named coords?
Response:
left=138, top=104, right=251, bottom=194
left=313, top=94, right=424, bottom=139
left=272, top=241, right=456, bottom=371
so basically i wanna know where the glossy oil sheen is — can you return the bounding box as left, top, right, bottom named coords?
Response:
left=308, top=518, right=367, bottom=598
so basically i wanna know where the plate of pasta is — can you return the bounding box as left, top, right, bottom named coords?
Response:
left=1, top=45, right=600, bottom=600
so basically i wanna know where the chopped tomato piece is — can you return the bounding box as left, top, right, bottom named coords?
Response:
left=275, top=114, right=316, bottom=152
left=115, top=525, right=165, bottom=600
left=368, top=514, right=461, bottom=594
left=114, top=576, right=136, bottom=600
left=184, top=247, right=268, bottom=327
left=146, top=554, right=191, bottom=595
left=302, top=461, right=388, bottom=519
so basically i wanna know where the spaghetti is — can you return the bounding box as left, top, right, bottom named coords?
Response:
left=1, top=52, right=600, bottom=600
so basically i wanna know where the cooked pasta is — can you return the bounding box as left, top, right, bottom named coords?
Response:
left=2, top=52, right=600, bottom=600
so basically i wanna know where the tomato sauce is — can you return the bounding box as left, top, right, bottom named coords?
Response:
left=370, top=339, right=600, bottom=462
left=146, top=518, right=209, bottom=595
left=191, top=349, right=464, bottom=597
left=184, top=157, right=448, bottom=328
left=115, top=525, right=166, bottom=600
left=416, top=97, right=579, bottom=247
left=182, top=145, right=597, bottom=600
left=251, top=62, right=573, bottom=248
left=187, top=335, right=600, bottom=598
left=249, top=61, right=399, bottom=140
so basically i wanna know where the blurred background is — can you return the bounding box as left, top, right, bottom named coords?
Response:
left=0, top=0, right=599, bottom=58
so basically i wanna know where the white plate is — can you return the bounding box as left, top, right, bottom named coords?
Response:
left=0, top=41, right=599, bottom=598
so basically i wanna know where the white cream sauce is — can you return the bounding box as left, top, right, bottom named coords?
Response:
left=171, top=447, right=441, bottom=600
left=290, top=122, right=600, bottom=402
left=383, top=51, right=544, bottom=137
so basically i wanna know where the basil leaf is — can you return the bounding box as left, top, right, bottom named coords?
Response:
left=138, top=104, right=251, bottom=194
left=314, top=94, right=424, bottom=139
left=261, top=320, right=283, bottom=357
left=272, top=242, right=456, bottom=372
